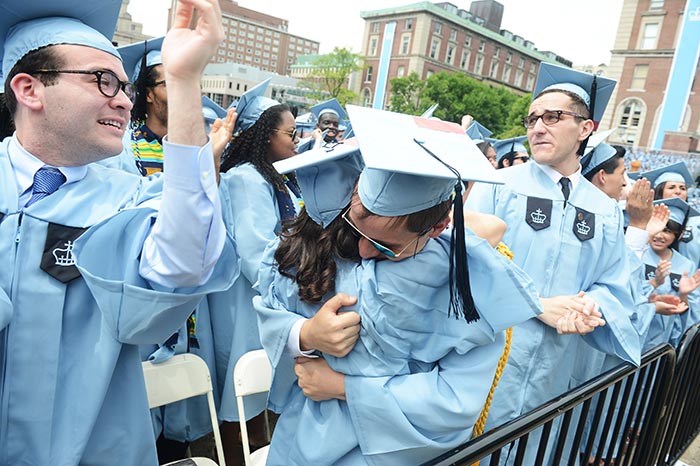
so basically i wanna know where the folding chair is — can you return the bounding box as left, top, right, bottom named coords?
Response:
left=233, top=349, right=273, bottom=466
left=142, top=353, right=226, bottom=466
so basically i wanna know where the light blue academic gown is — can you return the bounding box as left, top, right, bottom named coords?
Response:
left=467, top=162, right=640, bottom=465
left=679, top=216, right=700, bottom=270
left=0, top=141, right=238, bottom=466
left=210, top=162, right=302, bottom=423
left=641, top=248, right=700, bottom=350
left=255, top=229, right=542, bottom=466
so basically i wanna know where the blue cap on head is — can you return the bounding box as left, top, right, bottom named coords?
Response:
left=310, top=98, right=348, bottom=121
left=117, top=37, right=164, bottom=82
left=465, top=120, right=493, bottom=142
left=274, top=142, right=364, bottom=227
left=633, top=162, right=694, bottom=189
left=655, top=197, right=699, bottom=225
left=233, top=78, right=279, bottom=135
left=1, top=0, right=122, bottom=86
left=201, top=95, right=226, bottom=124
left=581, top=128, right=618, bottom=176
left=489, top=136, right=528, bottom=163
left=533, top=63, right=616, bottom=124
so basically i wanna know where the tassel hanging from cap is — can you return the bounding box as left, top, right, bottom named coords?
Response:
left=449, top=180, right=480, bottom=322
left=578, top=75, right=598, bottom=159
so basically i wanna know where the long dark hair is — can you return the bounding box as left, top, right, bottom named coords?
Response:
left=275, top=207, right=360, bottom=303
left=220, top=103, right=292, bottom=191
left=130, top=64, right=161, bottom=128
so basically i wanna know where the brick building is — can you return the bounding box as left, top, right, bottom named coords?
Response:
left=601, top=0, right=700, bottom=151
left=113, top=0, right=151, bottom=47
left=208, top=1, right=320, bottom=76
left=354, top=0, right=571, bottom=108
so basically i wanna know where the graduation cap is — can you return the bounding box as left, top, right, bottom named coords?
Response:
left=201, top=95, right=226, bottom=125
left=654, top=197, right=699, bottom=225
left=1, top=0, right=122, bottom=85
left=533, top=63, right=616, bottom=127
left=420, top=103, right=439, bottom=119
left=632, top=162, right=694, bottom=189
left=581, top=128, right=618, bottom=176
left=489, top=136, right=528, bottom=163
left=274, top=141, right=363, bottom=228
left=233, top=78, right=279, bottom=135
left=347, top=104, right=503, bottom=322
left=117, top=36, right=164, bottom=82
left=310, top=98, right=348, bottom=121
left=465, top=120, right=493, bottom=143
left=342, top=119, right=354, bottom=139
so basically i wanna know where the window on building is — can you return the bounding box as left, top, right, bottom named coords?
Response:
left=430, top=38, right=440, bottom=59
left=434, top=22, right=442, bottom=34
left=397, top=65, right=405, bottom=77
left=465, top=35, right=472, bottom=48
left=494, top=47, right=500, bottom=58
left=620, top=99, right=643, bottom=127
left=641, top=23, right=659, bottom=49
left=369, top=36, right=379, bottom=56
left=446, top=44, right=455, bottom=65
left=450, top=29, right=457, bottom=41
left=519, top=57, right=525, bottom=68
left=362, top=88, right=372, bottom=107
left=502, top=65, right=511, bottom=82
left=475, top=54, right=484, bottom=74
left=461, top=50, right=471, bottom=69
left=366, top=66, right=373, bottom=82
left=479, top=40, right=485, bottom=52
left=515, top=69, right=524, bottom=87
left=489, top=61, right=499, bottom=78
left=506, top=52, right=512, bottom=64
left=526, top=72, right=535, bottom=90
left=401, top=34, right=411, bottom=54
left=631, top=64, right=649, bottom=89
left=240, top=23, right=247, bottom=29
left=426, top=69, right=434, bottom=78
left=372, top=22, right=380, bottom=33
left=405, top=18, right=413, bottom=30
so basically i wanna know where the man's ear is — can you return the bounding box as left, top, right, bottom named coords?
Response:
left=427, top=216, right=451, bottom=238
left=579, top=118, right=595, bottom=141
left=145, top=87, right=155, bottom=104
left=10, top=73, right=45, bottom=111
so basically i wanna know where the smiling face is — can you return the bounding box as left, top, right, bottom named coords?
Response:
left=661, top=180, right=688, bottom=201
left=650, top=227, right=678, bottom=254
left=527, top=91, right=594, bottom=175
left=318, top=111, right=340, bottom=141
left=268, top=110, right=299, bottom=162
left=15, top=44, right=133, bottom=166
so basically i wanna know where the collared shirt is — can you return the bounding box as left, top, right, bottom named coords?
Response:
left=7, top=134, right=225, bottom=289
left=538, top=162, right=583, bottom=192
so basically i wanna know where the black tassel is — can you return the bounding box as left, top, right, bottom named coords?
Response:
left=577, top=75, right=598, bottom=157
left=449, top=181, right=479, bottom=322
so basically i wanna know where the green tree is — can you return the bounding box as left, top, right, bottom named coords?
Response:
left=388, top=72, right=426, bottom=114
left=303, top=47, right=363, bottom=106
left=498, top=93, right=532, bottom=138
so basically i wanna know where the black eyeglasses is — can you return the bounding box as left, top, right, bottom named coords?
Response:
left=31, top=69, right=136, bottom=102
left=273, top=128, right=298, bottom=140
left=513, top=155, right=529, bottom=163
left=522, top=110, right=587, bottom=129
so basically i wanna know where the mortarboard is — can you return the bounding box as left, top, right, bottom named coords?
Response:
left=274, top=141, right=363, bottom=228
left=347, top=104, right=503, bottom=322
left=581, top=128, right=618, bottom=176
left=420, top=103, right=439, bottom=119
left=533, top=63, right=616, bottom=126
left=342, top=120, right=354, bottom=139
left=233, top=78, right=279, bottom=135
left=117, top=36, right=164, bottom=82
left=465, top=120, right=493, bottom=143
left=310, top=98, right=348, bottom=122
left=489, top=136, right=528, bottom=162
left=654, top=197, right=699, bottom=225
left=1, top=0, right=122, bottom=85
left=201, top=95, right=226, bottom=125
left=632, top=162, right=694, bottom=189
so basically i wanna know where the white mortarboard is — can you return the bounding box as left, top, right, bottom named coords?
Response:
left=1, top=0, right=122, bottom=86
left=465, top=120, right=493, bottom=143
left=310, top=98, right=348, bottom=121
left=654, top=197, right=699, bottom=225
left=489, top=136, right=528, bottom=162
left=117, top=37, right=164, bottom=82
left=274, top=141, right=363, bottom=227
left=420, top=103, right=439, bottom=119
left=201, top=96, right=226, bottom=124
left=233, top=78, right=279, bottom=134
left=347, top=104, right=504, bottom=323
left=632, top=162, right=694, bottom=189
left=533, top=63, right=616, bottom=126
left=581, top=128, right=618, bottom=176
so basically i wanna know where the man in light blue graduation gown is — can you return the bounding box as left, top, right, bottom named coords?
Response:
left=466, top=63, right=641, bottom=465
left=0, top=1, right=237, bottom=465
left=255, top=107, right=548, bottom=465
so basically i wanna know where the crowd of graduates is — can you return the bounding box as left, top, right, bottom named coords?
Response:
left=3, top=1, right=700, bottom=466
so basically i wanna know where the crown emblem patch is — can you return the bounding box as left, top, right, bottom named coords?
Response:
left=526, top=197, right=552, bottom=231
left=41, top=223, right=88, bottom=283
left=573, top=208, right=595, bottom=242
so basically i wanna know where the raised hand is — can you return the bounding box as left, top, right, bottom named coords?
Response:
left=679, top=269, right=700, bottom=296
left=650, top=260, right=671, bottom=289
left=211, top=108, right=237, bottom=175
left=626, top=178, right=654, bottom=229
left=646, top=203, right=670, bottom=239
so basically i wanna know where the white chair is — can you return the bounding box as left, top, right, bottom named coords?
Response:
left=233, top=349, right=273, bottom=466
left=142, top=353, right=226, bottom=466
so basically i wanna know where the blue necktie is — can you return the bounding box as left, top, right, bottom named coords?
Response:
left=25, top=167, right=66, bottom=208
